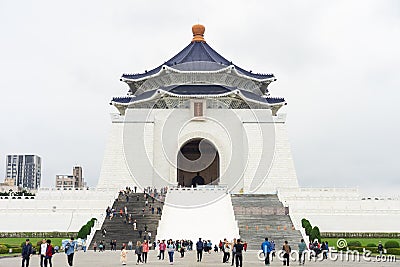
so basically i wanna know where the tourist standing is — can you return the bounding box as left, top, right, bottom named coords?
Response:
left=120, top=244, right=127, bottom=265
left=159, top=240, right=166, bottom=260
left=261, top=237, right=272, bottom=265
left=231, top=238, right=237, bottom=266
left=40, top=239, right=47, bottom=267
left=233, top=239, right=244, bottom=267
left=93, top=241, right=97, bottom=252
left=44, top=239, right=54, bottom=267
left=21, top=239, right=33, bottom=267
left=223, top=240, right=231, bottom=263
left=142, top=240, right=149, bottom=263
left=282, top=241, right=291, bottom=266
left=167, top=239, right=175, bottom=265
left=298, top=239, right=307, bottom=265
left=135, top=241, right=143, bottom=264
left=65, top=237, right=77, bottom=266
left=196, top=238, right=204, bottom=262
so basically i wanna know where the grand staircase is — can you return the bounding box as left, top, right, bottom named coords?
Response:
left=231, top=194, right=302, bottom=250
left=89, top=192, right=163, bottom=249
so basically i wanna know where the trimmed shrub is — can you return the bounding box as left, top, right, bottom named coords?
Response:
left=366, top=243, right=376, bottom=247
left=77, top=224, right=91, bottom=239
left=310, top=226, right=321, bottom=243
left=386, top=248, right=400, bottom=255
left=384, top=240, right=400, bottom=249
left=301, top=218, right=311, bottom=229
left=305, top=225, right=312, bottom=236
left=0, top=244, right=8, bottom=254
left=348, top=241, right=362, bottom=247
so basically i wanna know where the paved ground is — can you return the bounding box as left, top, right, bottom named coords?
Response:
left=0, top=250, right=397, bottom=266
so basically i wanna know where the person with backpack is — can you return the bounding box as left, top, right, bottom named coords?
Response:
left=282, top=240, right=291, bottom=266
left=44, top=239, right=54, bottom=267
left=21, top=238, right=33, bottom=267
left=196, top=238, right=204, bottom=262
left=65, top=237, right=77, bottom=266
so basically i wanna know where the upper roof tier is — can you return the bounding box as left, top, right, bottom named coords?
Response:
left=121, top=25, right=276, bottom=95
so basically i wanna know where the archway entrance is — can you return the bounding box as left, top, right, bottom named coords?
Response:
left=177, top=138, right=220, bottom=187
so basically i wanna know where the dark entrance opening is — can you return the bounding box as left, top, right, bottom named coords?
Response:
left=177, top=138, right=219, bottom=187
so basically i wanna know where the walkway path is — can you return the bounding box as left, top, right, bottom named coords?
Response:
left=0, top=250, right=397, bottom=266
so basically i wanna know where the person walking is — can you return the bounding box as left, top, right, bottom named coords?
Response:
left=233, top=239, right=244, bottom=267
left=21, top=239, right=33, bottom=267
left=65, top=237, right=77, bottom=266
left=378, top=241, right=384, bottom=257
left=40, top=239, right=47, bottom=267
left=142, top=240, right=149, bottom=263
left=93, top=241, right=97, bottom=252
left=196, top=238, right=204, bottom=262
left=44, top=239, right=54, bottom=267
left=167, top=239, right=175, bottom=265
left=120, top=244, right=128, bottom=265
left=135, top=241, right=143, bottom=265
left=282, top=240, right=291, bottom=266
left=298, top=239, right=307, bottom=265
left=261, top=237, right=272, bottom=265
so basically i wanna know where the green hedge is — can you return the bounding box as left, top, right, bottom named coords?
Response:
left=348, top=241, right=362, bottom=247
left=385, top=240, right=400, bottom=249
left=366, top=243, right=376, bottom=247
left=340, top=246, right=400, bottom=256
left=386, top=248, right=400, bottom=255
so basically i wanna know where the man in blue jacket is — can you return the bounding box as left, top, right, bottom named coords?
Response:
left=22, top=239, right=33, bottom=267
left=65, top=237, right=77, bottom=266
left=261, top=237, right=272, bottom=265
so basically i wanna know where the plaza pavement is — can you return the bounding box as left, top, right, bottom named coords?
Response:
left=0, top=250, right=397, bottom=267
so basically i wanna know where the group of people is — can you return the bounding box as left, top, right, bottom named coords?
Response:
left=21, top=238, right=73, bottom=267
left=21, top=238, right=55, bottom=267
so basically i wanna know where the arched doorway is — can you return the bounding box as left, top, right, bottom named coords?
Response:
left=177, top=138, right=220, bottom=187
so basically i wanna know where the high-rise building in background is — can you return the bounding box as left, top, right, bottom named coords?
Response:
left=56, top=166, right=86, bottom=189
left=5, top=155, right=42, bottom=189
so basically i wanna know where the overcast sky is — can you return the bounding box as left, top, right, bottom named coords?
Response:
left=0, top=0, right=399, bottom=195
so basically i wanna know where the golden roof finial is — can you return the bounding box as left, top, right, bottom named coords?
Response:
left=192, top=24, right=206, bottom=43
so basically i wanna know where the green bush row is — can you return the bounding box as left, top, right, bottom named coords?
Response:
left=344, top=246, right=400, bottom=255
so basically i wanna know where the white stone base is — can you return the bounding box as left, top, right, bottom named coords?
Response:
left=156, top=187, right=239, bottom=244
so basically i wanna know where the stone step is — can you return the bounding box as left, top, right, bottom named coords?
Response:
left=231, top=194, right=302, bottom=250
left=89, top=192, right=164, bottom=250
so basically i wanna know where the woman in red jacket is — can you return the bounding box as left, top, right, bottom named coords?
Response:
left=142, top=240, right=149, bottom=263
left=44, top=239, right=54, bottom=267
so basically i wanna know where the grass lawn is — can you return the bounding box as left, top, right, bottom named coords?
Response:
left=323, top=237, right=400, bottom=247
left=0, top=237, right=67, bottom=248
